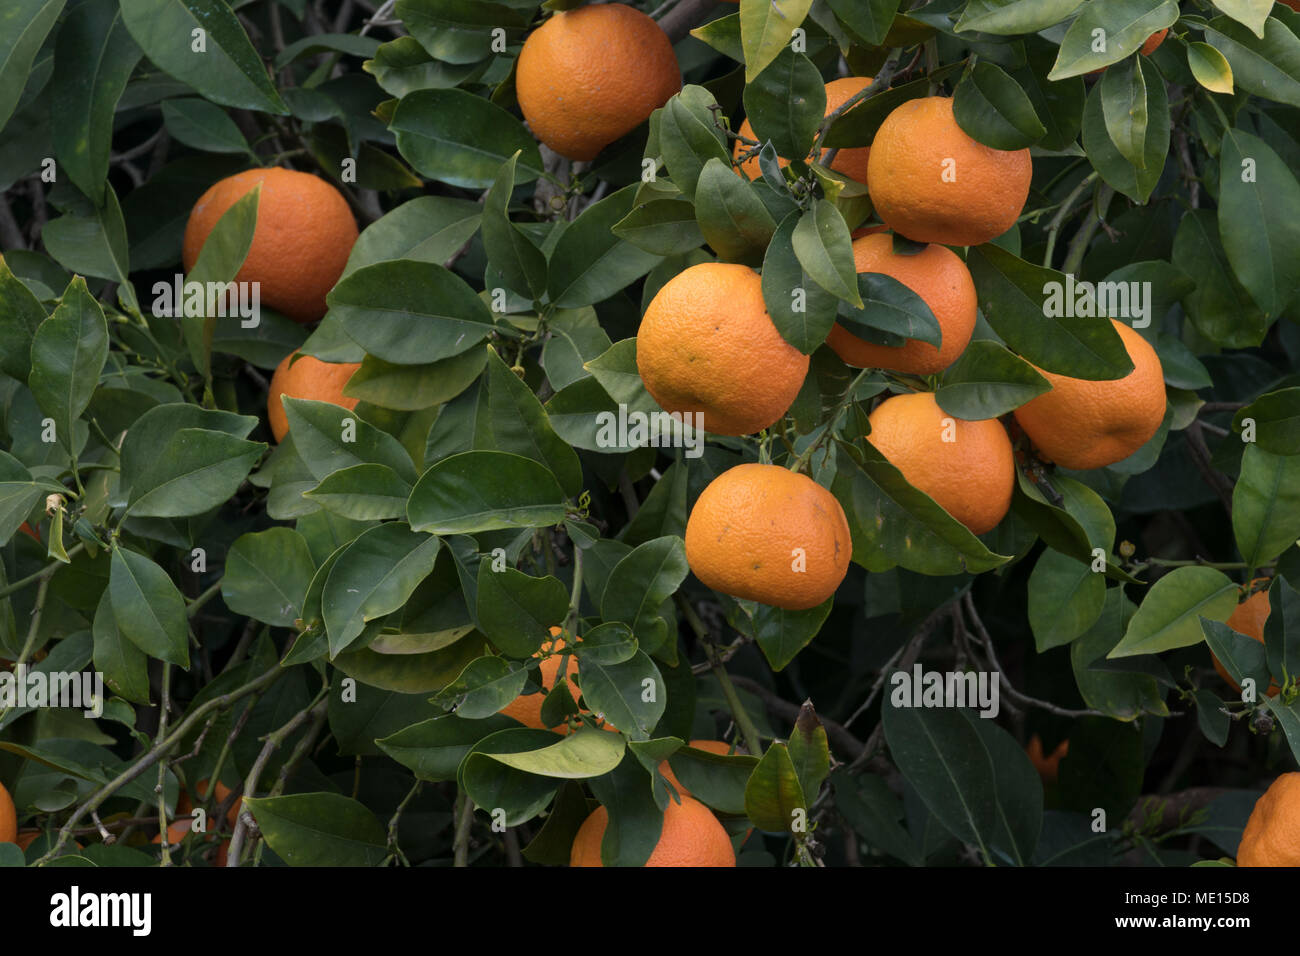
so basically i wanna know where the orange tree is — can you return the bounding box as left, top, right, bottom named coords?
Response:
left=0, top=0, right=1299, bottom=869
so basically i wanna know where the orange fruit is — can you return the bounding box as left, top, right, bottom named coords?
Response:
left=825, top=232, right=977, bottom=375
left=735, top=76, right=873, bottom=182
left=1212, top=580, right=1279, bottom=698
left=1012, top=319, right=1166, bottom=471
left=0, top=781, right=15, bottom=843
left=866, top=96, right=1032, bottom=246
left=636, top=262, right=808, bottom=436
left=179, top=779, right=242, bottom=829
left=659, top=740, right=734, bottom=798
left=1026, top=735, right=1069, bottom=785
left=570, top=793, right=736, bottom=867
left=867, top=391, right=1014, bottom=535
left=1237, top=772, right=1300, bottom=867
left=182, top=167, right=358, bottom=323
left=500, top=627, right=586, bottom=732
left=18, top=522, right=38, bottom=542
left=1087, top=29, right=1169, bottom=74
left=267, top=352, right=362, bottom=443
left=152, top=818, right=194, bottom=846
left=516, top=4, right=681, bottom=161
left=685, top=463, right=852, bottom=610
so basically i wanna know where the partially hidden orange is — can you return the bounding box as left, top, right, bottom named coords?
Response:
left=867, top=391, right=1015, bottom=535
left=825, top=232, right=977, bottom=375
left=570, top=793, right=736, bottom=867
left=0, top=780, right=15, bottom=843
left=1238, top=772, right=1300, bottom=867
left=659, top=740, right=735, bottom=798
left=1212, top=580, right=1279, bottom=698
left=735, top=76, right=873, bottom=183
left=267, top=352, right=361, bottom=443
left=182, top=167, right=358, bottom=323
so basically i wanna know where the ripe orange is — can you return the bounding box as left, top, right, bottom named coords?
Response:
left=735, top=76, right=873, bottom=182
left=182, top=167, right=358, bottom=323
left=267, top=352, right=361, bottom=443
left=1237, top=772, right=1300, bottom=867
left=499, top=627, right=585, bottom=732
left=659, top=740, right=735, bottom=798
left=0, top=780, right=15, bottom=843
left=570, top=793, right=736, bottom=867
left=685, top=463, right=851, bottom=610
left=1212, top=581, right=1279, bottom=698
left=825, top=232, right=977, bottom=375
left=516, top=4, right=681, bottom=161
left=867, top=391, right=1015, bottom=535
left=179, top=778, right=243, bottom=829
left=1087, top=29, right=1169, bottom=75
left=1026, top=735, right=1069, bottom=785
left=636, top=262, right=808, bottom=436
left=866, top=96, right=1032, bottom=246
left=1012, top=320, right=1166, bottom=471
left=152, top=818, right=195, bottom=846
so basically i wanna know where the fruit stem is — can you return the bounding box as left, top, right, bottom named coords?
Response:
left=1040, top=171, right=1099, bottom=268
left=788, top=367, right=873, bottom=474
left=1060, top=184, right=1114, bottom=276
left=566, top=543, right=584, bottom=635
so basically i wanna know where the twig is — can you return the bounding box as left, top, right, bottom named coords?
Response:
left=658, top=0, right=719, bottom=44
left=453, top=790, right=475, bottom=867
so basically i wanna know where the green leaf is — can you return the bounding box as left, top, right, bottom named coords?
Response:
left=376, top=713, right=519, bottom=781
left=576, top=651, right=666, bottom=742
left=344, top=349, right=486, bottom=412
left=283, top=397, right=418, bottom=484
left=953, top=61, right=1045, bottom=150
left=485, top=726, right=626, bottom=778
left=1014, top=43, right=1086, bottom=151
left=1203, top=14, right=1300, bottom=109
left=460, top=728, right=562, bottom=825
left=548, top=185, right=662, bottom=308
left=482, top=151, right=547, bottom=299
left=955, top=0, right=1083, bottom=35
left=821, top=62, right=966, bottom=149
left=326, top=259, right=495, bottom=366
left=1188, top=41, right=1236, bottom=93
left=118, top=403, right=256, bottom=500
left=656, top=88, right=731, bottom=201
left=571, top=622, right=638, bottom=666
left=1108, top=566, right=1239, bottom=658
left=1233, top=388, right=1300, bottom=455
left=28, top=276, right=108, bottom=454
left=540, top=307, right=611, bottom=391
left=245, top=793, right=388, bottom=866
left=0, top=0, right=65, bottom=135
left=1058, top=717, right=1144, bottom=820
left=600, top=536, right=689, bottom=657
left=881, top=702, right=999, bottom=852
left=433, top=655, right=530, bottom=719
left=1028, top=549, right=1106, bottom=651
left=304, top=464, right=412, bottom=521
left=1211, top=0, right=1272, bottom=37
left=734, top=597, right=833, bottom=671
left=828, top=0, right=901, bottom=45
left=741, top=47, right=825, bottom=160
left=693, top=158, right=777, bottom=265
left=967, top=712, right=1043, bottom=865
left=274, top=31, right=381, bottom=68
left=109, top=545, right=189, bottom=667
left=475, top=564, right=569, bottom=658
left=160, top=97, right=252, bottom=155
left=1099, top=57, right=1150, bottom=169
left=474, top=348, right=583, bottom=497
left=690, top=13, right=743, bottom=61
left=1071, top=589, right=1167, bottom=719
left=965, top=244, right=1133, bottom=378
left=0, top=256, right=48, bottom=381
left=391, top=88, right=543, bottom=189
left=364, top=36, right=480, bottom=97
left=761, top=211, right=839, bottom=354
left=323, top=523, right=441, bottom=656
left=181, top=185, right=260, bottom=381
left=740, top=0, right=814, bottom=82
left=222, top=528, right=316, bottom=627
left=126, top=427, right=263, bottom=518
left=42, top=185, right=132, bottom=290
left=342, top=195, right=482, bottom=279
left=1172, top=209, right=1268, bottom=349
left=936, top=340, right=1050, bottom=420
left=408, top=450, right=568, bottom=535
left=51, top=0, right=142, bottom=203
left=1080, top=58, right=1168, bottom=203
left=1047, top=0, right=1179, bottom=79
left=787, top=703, right=831, bottom=801
left=119, top=0, right=288, bottom=114
left=1218, top=128, right=1300, bottom=318
left=831, top=448, right=1011, bottom=576
left=792, top=198, right=861, bottom=306
left=744, top=742, right=806, bottom=831
left=610, top=199, right=706, bottom=257
left=831, top=770, right=920, bottom=864
left=92, top=590, right=149, bottom=704
left=1202, top=617, right=1271, bottom=699
left=1233, top=444, right=1300, bottom=567
left=836, top=272, right=941, bottom=347
left=395, top=0, right=527, bottom=64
